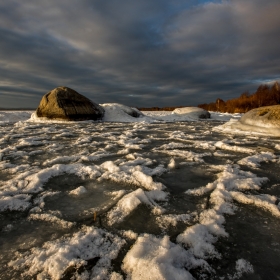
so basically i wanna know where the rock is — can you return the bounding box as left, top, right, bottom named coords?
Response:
left=35, top=87, right=104, bottom=121
left=172, top=107, right=211, bottom=119
left=239, top=105, right=280, bottom=128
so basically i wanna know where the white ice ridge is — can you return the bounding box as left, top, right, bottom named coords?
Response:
left=15, top=135, right=51, bottom=147
left=0, top=194, right=31, bottom=211
left=177, top=209, right=228, bottom=259
left=156, top=142, right=192, bottom=150
left=42, top=150, right=115, bottom=166
left=100, top=160, right=167, bottom=191
left=155, top=149, right=211, bottom=163
left=28, top=213, right=75, bottom=228
left=0, top=157, right=167, bottom=212
left=155, top=141, right=216, bottom=151
left=1, top=163, right=101, bottom=195
left=122, top=234, right=209, bottom=280
left=214, top=141, right=255, bottom=154
left=186, top=165, right=267, bottom=196
left=169, top=130, right=208, bottom=141
left=107, top=188, right=166, bottom=225
left=178, top=165, right=268, bottom=261
left=237, top=152, right=277, bottom=168
left=8, top=226, right=126, bottom=280
left=156, top=213, right=192, bottom=229
left=231, top=192, right=280, bottom=218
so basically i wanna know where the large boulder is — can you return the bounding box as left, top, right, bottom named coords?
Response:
left=172, top=107, right=211, bottom=119
left=239, top=105, right=280, bottom=128
left=35, top=87, right=104, bottom=121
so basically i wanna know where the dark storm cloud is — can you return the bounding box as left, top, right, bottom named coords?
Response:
left=0, top=0, right=279, bottom=108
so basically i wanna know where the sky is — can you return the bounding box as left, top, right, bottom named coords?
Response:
left=0, top=0, right=280, bottom=108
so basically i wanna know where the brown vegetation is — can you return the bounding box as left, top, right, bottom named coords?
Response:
left=198, top=82, right=280, bottom=113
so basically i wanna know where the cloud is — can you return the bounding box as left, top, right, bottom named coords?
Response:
left=0, top=0, right=279, bottom=108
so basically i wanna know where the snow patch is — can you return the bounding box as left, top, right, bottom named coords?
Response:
left=122, top=234, right=205, bottom=280
left=9, top=226, right=126, bottom=280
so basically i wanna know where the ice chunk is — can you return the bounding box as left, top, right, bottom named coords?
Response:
left=177, top=209, right=228, bottom=260
left=100, top=161, right=165, bottom=191
left=215, top=141, right=254, bottom=154
left=9, top=226, right=126, bottom=280
left=122, top=234, right=199, bottom=280
left=69, top=186, right=87, bottom=196
left=120, top=230, right=138, bottom=240
left=157, top=149, right=211, bottom=163
left=107, top=189, right=148, bottom=225
left=19, top=163, right=102, bottom=193
left=238, top=152, right=277, bottom=168
left=168, top=158, right=176, bottom=169
left=43, top=155, right=80, bottom=166
left=110, top=272, right=124, bottom=280
left=107, top=188, right=165, bottom=225
left=172, top=107, right=210, bottom=119
left=28, top=213, right=75, bottom=228
left=231, top=192, right=280, bottom=218
left=0, top=194, right=31, bottom=212
left=186, top=165, right=267, bottom=196
left=157, top=142, right=192, bottom=150
left=101, top=161, right=120, bottom=173
left=231, top=259, right=254, bottom=279
left=177, top=224, right=220, bottom=259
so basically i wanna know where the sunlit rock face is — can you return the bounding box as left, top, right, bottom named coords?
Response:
left=172, top=107, right=211, bottom=119
left=36, top=87, right=104, bottom=121
left=239, top=105, right=280, bottom=128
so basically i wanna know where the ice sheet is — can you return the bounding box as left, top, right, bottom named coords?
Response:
left=0, top=111, right=279, bottom=279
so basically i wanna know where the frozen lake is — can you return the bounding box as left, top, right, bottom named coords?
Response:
left=0, top=111, right=280, bottom=279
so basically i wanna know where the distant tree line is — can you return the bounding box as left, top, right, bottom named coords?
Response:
left=198, top=82, right=280, bottom=113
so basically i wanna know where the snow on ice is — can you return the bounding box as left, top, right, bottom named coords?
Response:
left=0, top=108, right=280, bottom=279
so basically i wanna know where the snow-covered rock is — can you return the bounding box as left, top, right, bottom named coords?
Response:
left=100, top=103, right=147, bottom=122
left=214, top=105, right=280, bottom=136
left=239, top=105, right=280, bottom=128
left=172, top=107, right=210, bottom=119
